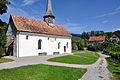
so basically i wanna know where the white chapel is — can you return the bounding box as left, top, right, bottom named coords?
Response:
left=5, top=0, right=72, bottom=57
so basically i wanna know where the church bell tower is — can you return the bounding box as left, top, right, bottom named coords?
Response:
left=44, top=0, right=55, bottom=24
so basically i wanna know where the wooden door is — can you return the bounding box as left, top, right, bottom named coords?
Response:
left=64, top=46, right=66, bottom=53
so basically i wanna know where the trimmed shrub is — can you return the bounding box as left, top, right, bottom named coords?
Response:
left=72, top=43, right=78, bottom=50
left=76, top=41, right=84, bottom=50
left=103, top=42, right=120, bottom=62
left=87, top=45, right=96, bottom=51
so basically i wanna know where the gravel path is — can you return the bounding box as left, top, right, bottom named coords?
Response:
left=0, top=54, right=69, bottom=70
left=0, top=54, right=90, bottom=69
left=0, top=52, right=113, bottom=80
left=80, top=53, right=113, bottom=80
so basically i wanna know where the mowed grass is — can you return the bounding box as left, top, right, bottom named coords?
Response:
left=106, top=58, right=120, bottom=80
left=0, top=58, right=14, bottom=63
left=0, top=64, right=86, bottom=80
left=48, top=50, right=99, bottom=65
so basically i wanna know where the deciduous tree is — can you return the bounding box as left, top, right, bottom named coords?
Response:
left=0, top=0, right=10, bottom=15
left=0, top=0, right=10, bottom=57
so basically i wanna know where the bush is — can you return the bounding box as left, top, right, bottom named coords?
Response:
left=104, top=51, right=120, bottom=62
left=101, top=42, right=110, bottom=49
left=72, top=43, right=78, bottom=50
left=103, top=42, right=120, bottom=62
left=72, top=37, right=87, bottom=50
left=76, top=41, right=84, bottom=50
left=84, top=41, right=88, bottom=47
left=87, top=45, right=96, bottom=51
left=87, top=42, right=117, bottom=51
left=87, top=44, right=104, bottom=51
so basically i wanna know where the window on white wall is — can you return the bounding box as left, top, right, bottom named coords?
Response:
left=58, top=42, right=60, bottom=49
left=26, top=35, right=28, bottom=40
left=67, top=42, right=68, bottom=48
left=38, top=39, right=42, bottom=49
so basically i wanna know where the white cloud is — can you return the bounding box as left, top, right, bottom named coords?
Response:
left=8, top=6, right=29, bottom=17
left=116, top=28, right=120, bottom=30
left=96, top=11, right=120, bottom=18
left=3, top=6, right=38, bottom=21
left=9, top=0, right=16, bottom=6
left=68, top=27, right=80, bottom=32
left=63, top=23, right=88, bottom=33
left=1, top=0, right=45, bottom=22
left=102, top=20, right=109, bottom=24
left=66, top=18, right=70, bottom=22
left=67, top=27, right=86, bottom=32
left=113, top=27, right=120, bottom=32
left=64, top=23, right=80, bottom=27
left=95, top=6, right=120, bottom=18
left=115, top=6, right=120, bottom=10
left=22, top=0, right=39, bottom=6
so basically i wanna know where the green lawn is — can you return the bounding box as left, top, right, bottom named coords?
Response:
left=0, top=58, right=14, bottom=63
left=106, top=58, right=120, bottom=80
left=48, top=50, right=99, bottom=65
left=0, top=64, right=86, bottom=80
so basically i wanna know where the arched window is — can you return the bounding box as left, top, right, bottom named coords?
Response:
left=26, top=35, right=28, bottom=40
left=58, top=42, right=60, bottom=49
left=66, top=42, right=68, bottom=48
left=38, top=39, right=42, bottom=49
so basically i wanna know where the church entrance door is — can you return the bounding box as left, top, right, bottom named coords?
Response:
left=64, top=46, right=66, bottom=53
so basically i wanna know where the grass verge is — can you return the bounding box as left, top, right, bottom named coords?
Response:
left=48, top=50, right=99, bottom=65
left=0, top=58, right=14, bottom=63
left=0, top=64, right=86, bottom=80
left=106, top=58, right=120, bottom=80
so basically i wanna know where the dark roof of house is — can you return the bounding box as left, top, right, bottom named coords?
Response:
left=10, top=14, right=72, bottom=37
left=89, top=36, right=107, bottom=41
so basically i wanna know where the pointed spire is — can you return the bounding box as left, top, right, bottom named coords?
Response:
left=44, top=0, right=55, bottom=18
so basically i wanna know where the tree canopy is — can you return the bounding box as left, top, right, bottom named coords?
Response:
left=0, top=19, right=7, bottom=57
left=0, top=0, right=10, bottom=57
left=81, top=31, right=105, bottom=40
left=113, top=30, right=120, bottom=38
left=0, top=0, right=10, bottom=15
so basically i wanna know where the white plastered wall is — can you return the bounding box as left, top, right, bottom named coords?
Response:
left=16, top=32, right=71, bottom=57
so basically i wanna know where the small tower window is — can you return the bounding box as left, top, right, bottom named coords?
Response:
left=38, top=39, right=42, bottom=49
left=43, top=0, right=55, bottom=23
left=26, top=35, right=28, bottom=40
left=58, top=42, right=60, bottom=49
left=48, top=18, right=53, bottom=23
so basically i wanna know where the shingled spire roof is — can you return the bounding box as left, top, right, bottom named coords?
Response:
left=44, top=0, right=55, bottom=18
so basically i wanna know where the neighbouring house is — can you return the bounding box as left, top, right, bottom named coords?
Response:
left=110, top=35, right=119, bottom=42
left=88, top=36, right=108, bottom=45
left=5, top=0, right=72, bottom=57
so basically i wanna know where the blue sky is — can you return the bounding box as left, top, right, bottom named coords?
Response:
left=1, top=0, right=120, bottom=34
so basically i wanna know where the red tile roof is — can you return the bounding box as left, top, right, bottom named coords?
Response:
left=10, top=14, right=72, bottom=37
left=89, top=36, right=107, bottom=41
left=112, top=35, right=118, bottom=38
